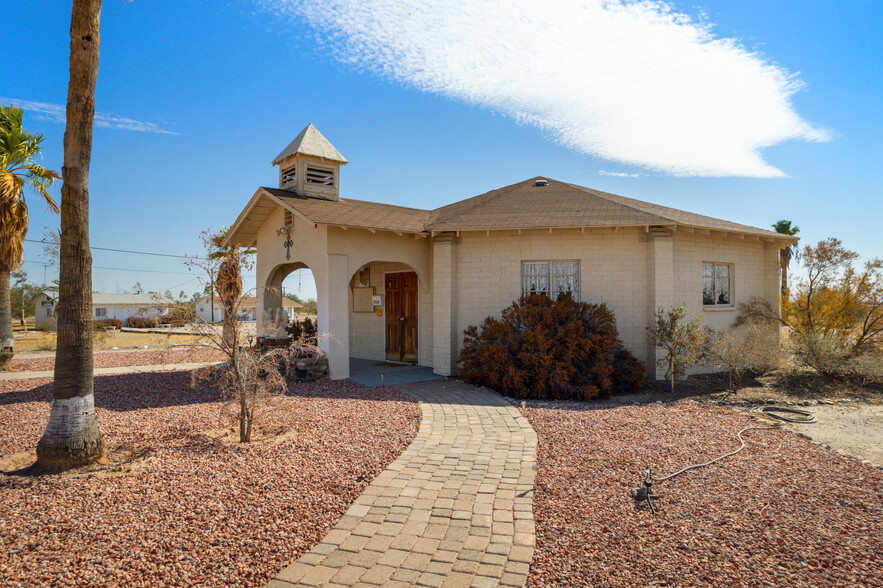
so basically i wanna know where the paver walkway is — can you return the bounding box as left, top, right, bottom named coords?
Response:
left=267, top=380, right=538, bottom=588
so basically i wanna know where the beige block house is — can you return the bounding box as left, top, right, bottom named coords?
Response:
left=225, top=124, right=796, bottom=380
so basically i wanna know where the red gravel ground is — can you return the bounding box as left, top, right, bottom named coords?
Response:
left=3, top=348, right=228, bottom=373
left=0, top=372, right=420, bottom=587
left=524, top=401, right=883, bottom=587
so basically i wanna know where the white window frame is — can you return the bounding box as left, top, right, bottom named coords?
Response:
left=95, top=307, right=107, bottom=317
left=521, top=260, right=580, bottom=301
left=702, top=262, right=733, bottom=307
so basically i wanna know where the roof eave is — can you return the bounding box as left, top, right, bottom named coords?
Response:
left=425, top=222, right=797, bottom=242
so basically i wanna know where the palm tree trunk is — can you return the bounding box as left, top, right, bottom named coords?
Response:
left=0, top=267, right=13, bottom=366
left=37, top=0, right=104, bottom=469
left=780, top=248, right=793, bottom=298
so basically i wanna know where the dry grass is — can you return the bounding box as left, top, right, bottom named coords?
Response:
left=12, top=330, right=205, bottom=353
left=608, top=368, right=882, bottom=405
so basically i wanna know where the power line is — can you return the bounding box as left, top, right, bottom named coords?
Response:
left=22, top=259, right=256, bottom=279
left=21, top=260, right=193, bottom=275
left=24, top=238, right=209, bottom=260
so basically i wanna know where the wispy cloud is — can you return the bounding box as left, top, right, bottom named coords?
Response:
left=599, top=170, right=643, bottom=178
left=2, top=98, right=177, bottom=135
left=265, top=0, right=830, bottom=177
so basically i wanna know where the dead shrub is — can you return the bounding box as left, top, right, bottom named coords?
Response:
left=126, top=316, right=160, bottom=329
left=790, top=332, right=882, bottom=385
left=35, top=332, right=57, bottom=351
left=458, top=295, right=646, bottom=401
left=286, top=317, right=317, bottom=345
left=94, top=318, right=122, bottom=330
left=703, top=325, right=783, bottom=392
left=159, top=314, right=186, bottom=327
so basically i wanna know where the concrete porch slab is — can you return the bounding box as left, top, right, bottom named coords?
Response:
left=348, top=357, right=445, bottom=387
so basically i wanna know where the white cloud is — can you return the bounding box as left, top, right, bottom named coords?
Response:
left=264, top=0, right=829, bottom=177
left=599, top=170, right=643, bottom=178
left=2, top=98, right=177, bottom=135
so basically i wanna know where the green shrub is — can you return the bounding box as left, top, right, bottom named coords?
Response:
left=458, top=295, right=646, bottom=401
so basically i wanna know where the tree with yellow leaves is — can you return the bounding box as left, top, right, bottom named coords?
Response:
left=738, top=238, right=882, bottom=376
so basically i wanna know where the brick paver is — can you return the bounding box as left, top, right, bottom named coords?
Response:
left=267, top=380, right=537, bottom=587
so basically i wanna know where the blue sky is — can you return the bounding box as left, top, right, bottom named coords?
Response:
left=6, top=0, right=882, bottom=302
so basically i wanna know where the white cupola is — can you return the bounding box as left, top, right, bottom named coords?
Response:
left=273, top=123, right=348, bottom=201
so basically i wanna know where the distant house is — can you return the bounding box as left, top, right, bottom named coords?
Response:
left=195, top=295, right=302, bottom=323
left=32, top=290, right=59, bottom=330
left=31, top=290, right=173, bottom=330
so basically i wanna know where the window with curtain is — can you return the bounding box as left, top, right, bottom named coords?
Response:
left=702, top=262, right=732, bottom=306
left=522, top=261, right=580, bottom=300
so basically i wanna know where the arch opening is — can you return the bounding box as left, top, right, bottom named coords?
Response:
left=262, top=261, right=316, bottom=333
left=348, top=260, right=424, bottom=365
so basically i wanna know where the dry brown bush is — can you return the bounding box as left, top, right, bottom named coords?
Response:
left=459, top=295, right=646, bottom=401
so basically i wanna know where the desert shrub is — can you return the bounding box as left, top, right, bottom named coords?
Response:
left=458, top=295, right=646, bottom=401
left=846, top=352, right=883, bottom=387
left=286, top=317, right=317, bottom=344
left=159, top=314, right=186, bottom=327
left=612, top=347, right=647, bottom=392
left=704, top=325, right=783, bottom=392
left=126, top=316, right=160, bottom=329
left=646, top=306, right=706, bottom=393
left=739, top=238, right=882, bottom=379
left=788, top=331, right=882, bottom=385
left=94, top=318, right=122, bottom=330
left=35, top=332, right=57, bottom=351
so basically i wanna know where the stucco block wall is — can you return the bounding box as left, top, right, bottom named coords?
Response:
left=450, top=228, right=652, bottom=373
left=348, top=261, right=433, bottom=364
left=672, top=231, right=781, bottom=375
left=672, top=232, right=781, bottom=330
left=255, top=206, right=329, bottom=327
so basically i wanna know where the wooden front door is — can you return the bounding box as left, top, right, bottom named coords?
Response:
left=385, top=272, right=418, bottom=363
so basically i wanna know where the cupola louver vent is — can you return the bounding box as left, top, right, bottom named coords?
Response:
left=306, top=166, right=335, bottom=186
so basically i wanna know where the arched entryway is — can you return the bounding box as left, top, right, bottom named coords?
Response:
left=263, top=261, right=313, bottom=324
left=347, top=260, right=427, bottom=365
left=280, top=266, right=317, bottom=318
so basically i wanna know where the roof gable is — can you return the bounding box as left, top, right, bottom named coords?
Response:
left=427, top=177, right=665, bottom=231
left=272, top=123, right=348, bottom=166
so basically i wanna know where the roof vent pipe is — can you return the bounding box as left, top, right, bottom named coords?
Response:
left=534, top=179, right=549, bottom=187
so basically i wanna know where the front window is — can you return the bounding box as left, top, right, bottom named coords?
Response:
left=703, top=262, right=732, bottom=306
left=95, top=307, right=107, bottom=317
left=522, top=261, right=580, bottom=301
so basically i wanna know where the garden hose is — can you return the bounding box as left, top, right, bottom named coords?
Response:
left=632, top=425, right=782, bottom=513
left=755, top=405, right=817, bottom=423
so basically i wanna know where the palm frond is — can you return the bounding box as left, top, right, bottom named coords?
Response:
left=0, top=104, right=60, bottom=269
left=26, top=174, right=60, bottom=214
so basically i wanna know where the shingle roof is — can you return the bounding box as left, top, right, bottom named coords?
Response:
left=264, top=188, right=431, bottom=234
left=197, top=295, right=302, bottom=308
left=272, top=123, right=348, bottom=166
left=226, top=177, right=795, bottom=245
left=427, top=177, right=784, bottom=238
left=92, top=293, right=173, bottom=305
